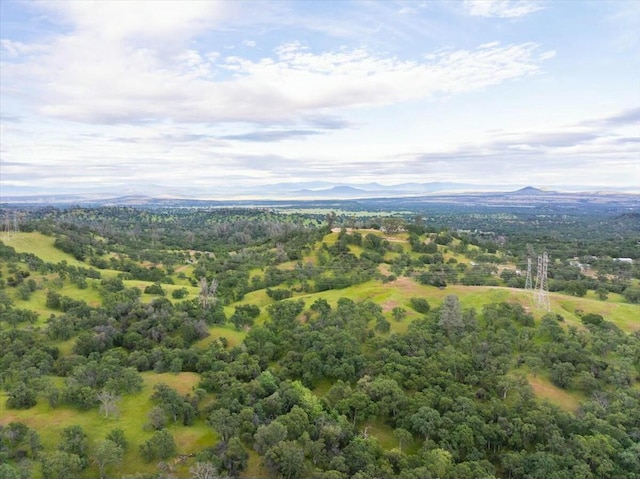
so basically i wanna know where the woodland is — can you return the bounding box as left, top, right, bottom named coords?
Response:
left=0, top=205, right=639, bottom=479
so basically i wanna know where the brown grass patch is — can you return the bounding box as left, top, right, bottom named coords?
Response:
left=378, top=264, right=391, bottom=275
left=528, top=374, right=582, bottom=412
left=391, top=276, right=425, bottom=296
left=172, top=427, right=217, bottom=453
left=242, top=450, right=268, bottom=479
left=141, top=372, right=200, bottom=395
left=382, top=300, right=400, bottom=312
left=1, top=408, right=78, bottom=430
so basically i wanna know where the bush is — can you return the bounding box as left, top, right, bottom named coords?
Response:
left=581, top=313, right=604, bottom=327
left=230, top=304, right=261, bottom=330
left=144, top=282, right=165, bottom=296
left=100, top=277, right=124, bottom=293
left=392, top=306, right=407, bottom=321
left=551, top=362, right=575, bottom=389
left=622, top=286, right=640, bottom=304
left=266, top=288, right=293, bottom=301
left=375, top=316, right=391, bottom=333
left=140, top=429, right=176, bottom=462
left=171, top=287, right=188, bottom=299
left=6, top=383, right=37, bottom=409
left=106, top=428, right=128, bottom=451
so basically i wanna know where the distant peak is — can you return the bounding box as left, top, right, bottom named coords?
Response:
left=509, top=186, right=549, bottom=195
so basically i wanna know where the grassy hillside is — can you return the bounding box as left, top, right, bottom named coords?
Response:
left=2, top=214, right=639, bottom=479
left=2, top=232, right=87, bottom=267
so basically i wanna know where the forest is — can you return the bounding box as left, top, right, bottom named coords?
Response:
left=0, top=204, right=639, bottom=479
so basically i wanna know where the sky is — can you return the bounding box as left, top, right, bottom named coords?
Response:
left=1, top=0, right=639, bottom=197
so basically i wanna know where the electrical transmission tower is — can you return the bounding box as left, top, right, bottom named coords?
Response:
left=3, top=211, right=18, bottom=239
left=3, top=214, right=10, bottom=238
left=534, top=252, right=550, bottom=311
left=524, top=257, right=533, bottom=291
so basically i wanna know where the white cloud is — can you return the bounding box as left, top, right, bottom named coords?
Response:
left=42, top=1, right=227, bottom=44
left=539, top=50, right=556, bottom=60
left=0, top=39, right=48, bottom=58
left=1, top=32, right=552, bottom=125
left=464, top=0, right=542, bottom=18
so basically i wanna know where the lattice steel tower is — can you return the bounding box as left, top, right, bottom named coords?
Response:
left=534, top=252, right=550, bottom=311
left=3, top=211, right=18, bottom=238
left=524, top=257, right=533, bottom=291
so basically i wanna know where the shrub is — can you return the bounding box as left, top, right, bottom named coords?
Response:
left=143, top=282, right=165, bottom=296
left=581, top=313, right=604, bottom=327
left=410, top=297, right=431, bottom=314
left=6, top=383, right=37, bottom=409
left=140, top=429, right=176, bottom=462
left=171, top=287, right=188, bottom=299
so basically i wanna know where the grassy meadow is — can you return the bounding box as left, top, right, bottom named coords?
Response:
left=2, top=232, right=87, bottom=267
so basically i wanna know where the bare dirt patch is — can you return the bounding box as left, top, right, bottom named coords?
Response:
left=392, top=276, right=425, bottom=296
left=382, top=300, right=400, bottom=312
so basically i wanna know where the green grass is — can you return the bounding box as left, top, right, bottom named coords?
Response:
left=277, top=260, right=299, bottom=270
left=9, top=280, right=102, bottom=326
left=2, top=232, right=88, bottom=267
left=249, top=267, right=265, bottom=280
left=243, top=449, right=268, bottom=479
left=11, top=287, right=58, bottom=324
left=312, top=379, right=334, bottom=398
left=357, top=416, right=423, bottom=453
left=556, top=296, right=640, bottom=332
left=51, top=337, right=76, bottom=356
left=359, top=417, right=397, bottom=449
left=0, top=372, right=215, bottom=478
left=322, top=232, right=340, bottom=246
left=285, top=278, right=639, bottom=332
left=11, top=280, right=104, bottom=325
left=123, top=279, right=199, bottom=303
left=235, top=289, right=272, bottom=308
left=196, top=325, right=248, bottom=349
left=10, top=277, right=199, bottom=327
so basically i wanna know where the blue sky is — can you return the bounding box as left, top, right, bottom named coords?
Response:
left=1, top=0, right=639, bottom=196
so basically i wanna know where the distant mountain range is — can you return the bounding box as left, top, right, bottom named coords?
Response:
left=290, top=182, right=488, bottom=198
left=1, top=182, right=638, bottom=205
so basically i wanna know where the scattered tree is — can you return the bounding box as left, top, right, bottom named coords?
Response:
left=92, top=439, right=123, bottom=479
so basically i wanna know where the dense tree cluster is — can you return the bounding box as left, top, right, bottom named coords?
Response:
left=1, top=206, right=639, bottom=478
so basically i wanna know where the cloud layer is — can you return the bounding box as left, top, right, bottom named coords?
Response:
left=3, top=35, right=552, bottom=125
left=1, top=0, right=638, bottom=194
